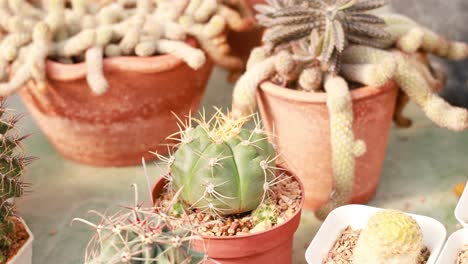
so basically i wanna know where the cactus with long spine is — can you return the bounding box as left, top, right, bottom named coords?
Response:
left=232, top=0, right=468, bottom=218
left=157, top=110, right=281, bottom=216
left=0, top=0, right=252, bottom=96
left=353, top=210, right=423, bottom=264
left=0, top=101, right=34, bottom=263
left=74, top=185, right=207, bottom=264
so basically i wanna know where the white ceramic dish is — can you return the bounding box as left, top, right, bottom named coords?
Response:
left=8, top=218, right=33, bottom=264
left=455, top=181, right=468, bottom=227
left=436, top=228, right=468, bottom=264
left=305, top=205, right=447, bottom=264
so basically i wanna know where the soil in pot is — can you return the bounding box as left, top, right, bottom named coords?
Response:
left=457, top=245, right=468, bottom=264
left=2, top=218, right=29, bottom=263
left=323, top=226, right=431, bottom=264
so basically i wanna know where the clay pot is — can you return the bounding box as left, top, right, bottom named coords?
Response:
left=227, top=0, right=265, bottom=61
left=151, top=171, right=304, bottom=264
left=8, top=218, right=33, bottom=264
left=19, top=40, right=213, bottom=167
left=256, top=81, right=398, bottom=210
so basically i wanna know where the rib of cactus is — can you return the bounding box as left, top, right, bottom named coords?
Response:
left=170, top=112, right=276, bottom=216
left=353, top=210, right=423, bottom=264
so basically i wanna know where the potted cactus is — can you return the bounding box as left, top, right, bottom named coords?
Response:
left=0, top=0, right=252, bottom=166
left=0, top=102, right=34, bottom=263
left=231, top=0, right=468, bottom=217
left=74, top=184, right=208, bottom=263
left=151, top=111, right=304, bottom=264
left=306, top=205, right=447, bottom=264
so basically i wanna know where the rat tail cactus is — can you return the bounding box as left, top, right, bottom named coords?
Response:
left=158, top=110, right=280, bottom=216
left=353, top=210, right=423, bottom=264
left=73, top=184, right=207, bottom=264
left=0, top=101, right=34, bottom=263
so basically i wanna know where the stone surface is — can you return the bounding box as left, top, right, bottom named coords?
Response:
left=10, top=65, right=467, bottom=264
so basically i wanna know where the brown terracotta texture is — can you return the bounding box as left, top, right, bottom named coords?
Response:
left=227, top=0, right=265, bottom=62
left=152, top=173, right=304, bottom=264
left=256, top=82, right=398, bottom=210
left=19, top=42, right=213, bottom=167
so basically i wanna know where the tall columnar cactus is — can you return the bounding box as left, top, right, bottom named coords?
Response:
left=0, top=0, right=252, bottom=96
left=74, top=185, right=206, bottom=264
left=353, top=210, right=423, bottom=264
left=0, top=101, right=33, bottom=263
left=232, top=0, right=468, bottom=218
left=159, top=111, right=279, bottom=216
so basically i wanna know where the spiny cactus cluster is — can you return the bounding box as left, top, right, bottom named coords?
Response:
left=353, top=210, right=424, bottom=264
left=156, top=110, right=282, bottom=217
left=74, top=185, right=207, bottom=264
left=0, top=101, right=33, bottom=263
left=232, top=0, right=468, bottom=218
left=0, top=0, right=252, bottom=96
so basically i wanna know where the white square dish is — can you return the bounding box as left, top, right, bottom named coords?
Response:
left=436, top=228, right=468, bottom=264
left=305, top=204, right=447, bottom=264
left=455, top=181, right=468, bottom=227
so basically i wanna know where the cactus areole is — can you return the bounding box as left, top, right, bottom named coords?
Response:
left=169, top=112, right=276, bottom=216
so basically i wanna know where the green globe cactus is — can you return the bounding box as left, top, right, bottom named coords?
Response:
left=164, top=111, right=278, bottom=216
left=353, top=210, right=423, bottom=264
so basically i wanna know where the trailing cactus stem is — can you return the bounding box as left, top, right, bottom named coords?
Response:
left=85, top=46, right=108, bottom=95
left=316, top=75, right=366, bottom=220
left=153, top=39, right=206, bottom=70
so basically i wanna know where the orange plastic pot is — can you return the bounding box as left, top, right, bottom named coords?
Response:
left=19, top=39, right=213, bottom=167
left=227, top=0, right=265, bottom=61
left=151, top=171, right=304, bottom=264
left=256, top=81, right=398, bottom=210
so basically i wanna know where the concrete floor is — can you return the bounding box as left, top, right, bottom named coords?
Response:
left=9, top=65, right=467, bottom=264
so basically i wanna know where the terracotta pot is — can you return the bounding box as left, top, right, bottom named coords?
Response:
left=227, top=0, right=265, bottom=61
left=256, top=81, right=398, bottom=210
left=19, top=39, right=213, bottom=167
left=151, top=171, right=304, bottom=264
left=8, top=218, right=33, bottom=264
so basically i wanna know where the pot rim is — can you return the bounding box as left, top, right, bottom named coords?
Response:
left=259, top=80, right=397, bottom=104
left=152, top=169, right=305, bottom=241
left=45, top=38, right=199, bottom=82
left=455, top=181, right=468, bottom=228
left=7, top=217, right=33, bottom=264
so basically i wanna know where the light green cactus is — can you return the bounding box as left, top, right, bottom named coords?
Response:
left=158, top=111, right=280, bottom=216
left=353, top=210, right=423, bottom=264
left=74, top=185, right=206, bottom=264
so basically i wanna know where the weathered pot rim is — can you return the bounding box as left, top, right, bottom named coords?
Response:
left=45, top=38, right=199, bottom=82
left=7, top=217, right=33, bottom=264
left=151, top=170, right=305, bottom=241
left=259, top=80, right=397, bottom=104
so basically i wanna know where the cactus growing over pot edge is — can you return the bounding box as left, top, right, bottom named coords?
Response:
left=74, top=185, right=207, bottom=264
left=160, top=111, right=279, bottom=216
left=353, top=210, right=423, bottom=264
left=0, top=101, right=33, bottom=263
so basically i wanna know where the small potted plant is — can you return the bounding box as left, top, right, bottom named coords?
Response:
left=306, top=205, right=447, bottom=264
left=151, top=110, right=304, bottom=264
left=0, top=101, right=35, bottom=263
left=231, top=0, right=468, bottom=217
left=0, top=0, right=252, bottom=166
left=74, top=184, right=208, bottom=263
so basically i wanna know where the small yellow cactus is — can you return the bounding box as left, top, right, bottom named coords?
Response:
left=353, top=210, right=423, bottom=264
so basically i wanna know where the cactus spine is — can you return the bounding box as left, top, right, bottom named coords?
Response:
left=159, top=111, right=280, bottom=216
left=0, top=101, right=33, bottom=263
left=353, top=210, right=423, bottom=264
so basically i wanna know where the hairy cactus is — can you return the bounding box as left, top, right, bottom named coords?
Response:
left=0, top=101, right=33, bottom=263
left=157, top=111, right=279, bottom=216
left=73, top=185, right=206, bottom=264
left=0, top=0, right=252, bottom=96
left=353, top=210, right=423, bottom=264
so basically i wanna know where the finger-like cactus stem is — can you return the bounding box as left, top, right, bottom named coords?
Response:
left=353, top=210, right=423, bottom=264
left=341, top=56, right=396, bottom=87
left=316, top=75, right=366, bottom=220
left=298, top=66, right=322, bottom=92
left=85, top=46, right=108, bottom=95
left=153, top=39, right=206, bottom=70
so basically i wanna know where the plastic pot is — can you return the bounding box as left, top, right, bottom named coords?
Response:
left=455, top=181, right=468, bottom=227
left=8, top=218, right=33, bottom=264
left=19, top=39, right=213, bottom=167
left=151, top=172, right=304, bottom=264
left=436, top=228, right=468, bottom=264
left=256, top=81, right=398, bottom=210
left=305, top=205, right=446, bottom=264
